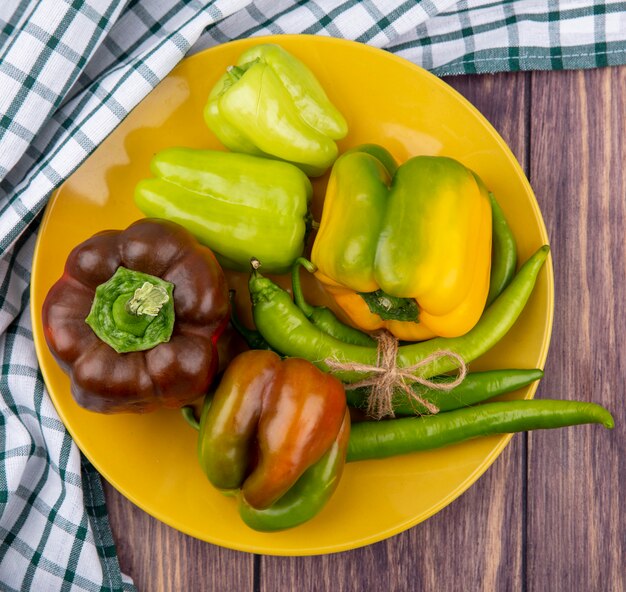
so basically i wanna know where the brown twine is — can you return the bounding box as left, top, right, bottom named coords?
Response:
left=325, top=330, right=467, bottom=420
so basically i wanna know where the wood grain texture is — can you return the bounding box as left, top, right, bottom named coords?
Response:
left=103, top=483, right=254, bottom=591
left=528, top=67, right=626, bottom=592
left=260, top=72, right=531, bottom=592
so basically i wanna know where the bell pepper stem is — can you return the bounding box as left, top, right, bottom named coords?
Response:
left=226, top=65, right=246, bottom=83
left=85, top=267, right=175, bottom=353
left=111, top=281, right=169, bottom=336
left=126, top=282, right=169, bottom=316
left=225, top=59, right=260, bottom=85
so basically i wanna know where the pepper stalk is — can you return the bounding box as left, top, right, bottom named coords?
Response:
left=85, top=267, right=175, bottom=353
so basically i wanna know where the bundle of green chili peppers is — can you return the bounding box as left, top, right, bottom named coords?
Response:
left=242, top=244, right=614, bottom=459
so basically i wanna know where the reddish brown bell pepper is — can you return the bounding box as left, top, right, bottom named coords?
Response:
left=198, top=350, right=348, bottom=510
left=42, top=218, right=230, bottom=413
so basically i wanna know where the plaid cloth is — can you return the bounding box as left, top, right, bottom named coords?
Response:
left=1, top=1, right=625, bottom=590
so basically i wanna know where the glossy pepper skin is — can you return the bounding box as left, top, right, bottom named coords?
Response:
left=347, top=400, right=614, bottom=462
left=311, top=145, right=493, bottom=339
left=135, top=148, right=312, bottom=274
left=42, top=218, right=230, bottom=413
left=204, top=43, right=347, bottom=176
left=198, top=350, right=348, bottom=518
left=238, top=409, right=350, bottom=532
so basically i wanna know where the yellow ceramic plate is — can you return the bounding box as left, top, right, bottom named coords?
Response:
left=31, top=35, right=553, bottom=555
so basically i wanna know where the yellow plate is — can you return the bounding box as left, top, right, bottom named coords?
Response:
left=31, top=35, right=553, bottom=555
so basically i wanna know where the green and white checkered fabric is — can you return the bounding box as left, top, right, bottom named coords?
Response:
left=1, top=1, right=625, bottom=590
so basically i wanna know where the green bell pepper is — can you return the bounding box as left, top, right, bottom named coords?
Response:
left=134, top=147, right=313, bottom=273
left=204, top=43, right=348, bottom=176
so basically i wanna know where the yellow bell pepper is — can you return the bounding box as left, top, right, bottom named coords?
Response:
left=311, top=145, right=492, bottom=340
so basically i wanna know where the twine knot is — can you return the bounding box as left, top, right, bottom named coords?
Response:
left=325, top=330, right=467, bottom=419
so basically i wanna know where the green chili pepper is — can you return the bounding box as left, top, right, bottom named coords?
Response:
left=346, top=368, right=544, bottom=416
left=85, top=267, right=174, bottom=353
left=249, top=245, right=550, bottom=383
left=487, top=193, right=518, bottom=306
left=291, top=258, right=375, bottom=347
left=346, top=400, right=614, bottom=462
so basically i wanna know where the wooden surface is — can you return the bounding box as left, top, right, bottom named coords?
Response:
left=103, top=66, right=626, bottom=592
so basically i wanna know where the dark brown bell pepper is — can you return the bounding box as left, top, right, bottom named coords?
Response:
left=42, top=218, right=230, bottom=413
